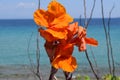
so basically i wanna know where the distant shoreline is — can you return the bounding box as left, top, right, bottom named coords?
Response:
left=0, top=64, right=120, bottom=80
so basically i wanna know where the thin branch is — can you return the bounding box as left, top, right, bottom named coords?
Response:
left=83, top=0, right=99, bottom=79
left=38, top=0, right=40, bottom=9
left=33, top=0, right=42, bottom=79
left=36, top=31, right=42, bottom=80
left=27, top=32, right=36, bottom=74
left=100, top=0, right=112, bottom=74
left=85, top=50, right=100, bottom=80
left=85, top=0, right=96, bottom=29
left=108, top=5, right=115, bottom=32
left=90, top=47, right=98, bottom=69
left=108, top=5, right=115, bottom=76
left=79, top=15, right=82, bottom=26
left=83, top=0, right=87, bottom=27
left=27, top=31, right=42, bottom=80
left=90, top=47, right=102, bottom=77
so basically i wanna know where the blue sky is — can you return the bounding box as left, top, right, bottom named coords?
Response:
left=0, top=0, right=120, bottom=19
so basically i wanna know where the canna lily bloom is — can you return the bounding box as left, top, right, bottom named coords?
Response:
left=33, top=0, right=98, bottom=74
left=33, top=0, right=99, bottom=79
left=33, top=0, right=73, bottom=30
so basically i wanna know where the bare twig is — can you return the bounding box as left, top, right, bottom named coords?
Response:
left=108, top=5, right=115, bottom=76
left=79, top=15, right=82, bottom=26
left=85, top=50, right=100, bottom=80
left=85, top=0, right=96, bottom=29
left=35, top=31, right=42, bottom=80
left=27, top=32, right=36, bottom=74
left=27, top=31, right=42, bottom=80
left=90, top=47, right=98, bottom=69
left=27, top=32, right=35, bottom=73
left=83, top=0, right=87, bottom=27
left=82, top=0, right=99, bottom=79
left=38, top=0, right=40, bottom=9
left=28, top=0, right=42, bottom=79
left=33, top=0, right=42, bottom=79
left=100, top=0, right=112, bottom=74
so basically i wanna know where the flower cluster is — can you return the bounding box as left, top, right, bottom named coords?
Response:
left=33, top=0, right=98, bottom=72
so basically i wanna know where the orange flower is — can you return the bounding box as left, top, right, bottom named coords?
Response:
left=40, top=22, right=98, bottom=72
left=33, top=0, right=99, bottom=73
left=33, top=0, right=73, bottom=29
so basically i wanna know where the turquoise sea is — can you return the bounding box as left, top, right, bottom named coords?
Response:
left=0, top=18, right=120, bottom=70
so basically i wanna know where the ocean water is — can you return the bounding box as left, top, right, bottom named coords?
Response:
left=0, top=18, right=120, bottom=69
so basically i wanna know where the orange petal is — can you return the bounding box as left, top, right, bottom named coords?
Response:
left=33, top=9, right=48, bottom=27
left=67, top=22, right=79, bottom=35
left=78, top=26, right=86, bottom=39
left=52, top=56, right=77, bottom=72
left=54, top=43, right=74, bottom=58
left=48, top=1, right=73, bottom=29
left=51, top=14, right=73, bottom=29
left=85, top=37, right=98, bottom=46
left=39, top=29, right=56, bottom=42
left=79, top=38, right=86, bottom=51
left=39, top=29, right=68, bottom=42
left=48, top=0, right=66, bottom=17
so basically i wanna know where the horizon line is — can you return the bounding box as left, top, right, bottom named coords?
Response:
left=0, top=17, right=120, bottom=20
